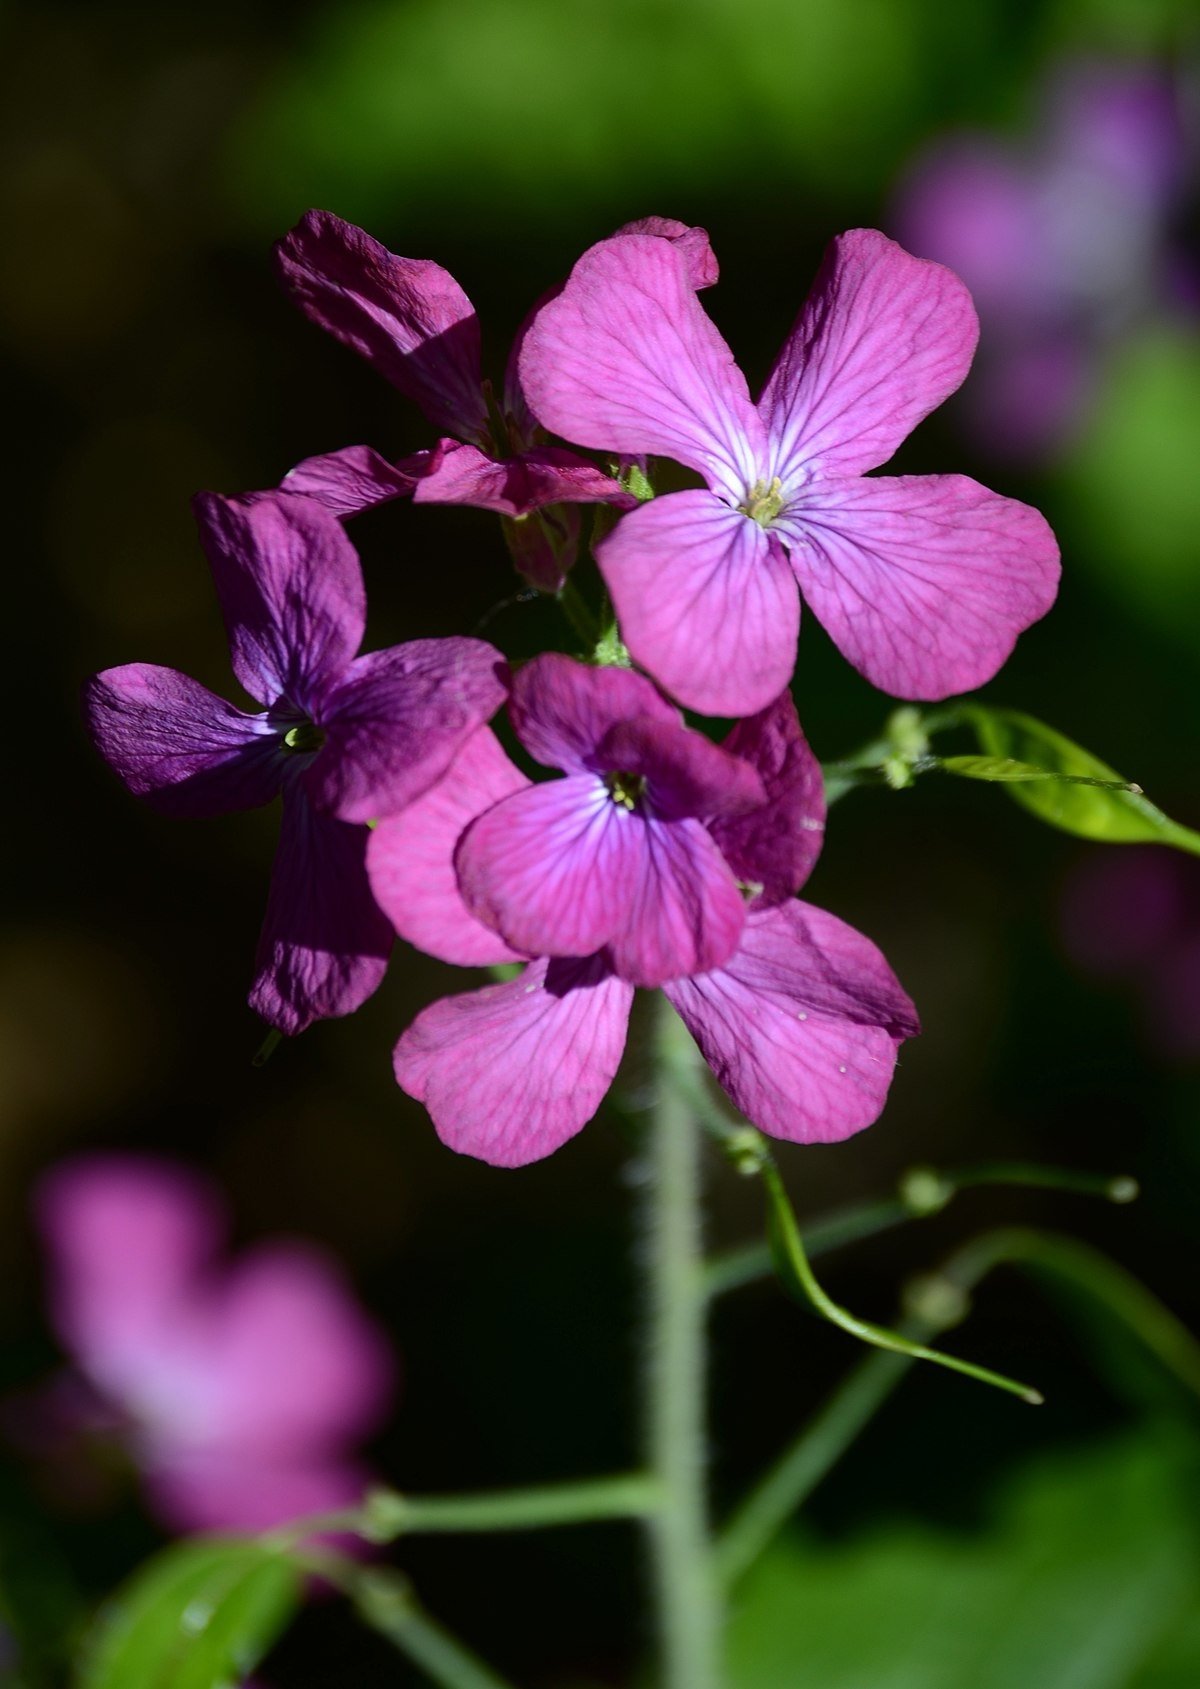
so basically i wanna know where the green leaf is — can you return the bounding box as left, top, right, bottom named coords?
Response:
left=938, top=754, right=1135, bottom=790
left=728, top=1433, right=1200, bottom=1689
left=960, top=707, right=1200, bottom=855
left=77, top=1537, right=300, bottom=1689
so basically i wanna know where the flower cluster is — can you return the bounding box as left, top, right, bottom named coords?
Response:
left=84, top=213, right=1062, bottom=1165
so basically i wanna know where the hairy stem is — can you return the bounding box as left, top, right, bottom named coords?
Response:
left=363, top=1473, right=658, bottom=1540
left=645, top=1001, right=722, bottom=1689
left=324, top=1564, right=519, bottom=1689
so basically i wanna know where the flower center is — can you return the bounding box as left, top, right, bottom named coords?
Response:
left=739, top=476, right=786, bottom=527
left=604, top=770, right=646, bottom=811
left=282, top=721, right=326, bottom=755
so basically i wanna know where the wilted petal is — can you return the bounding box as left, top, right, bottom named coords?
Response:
left=519, top=233, right=765, bottom=501
left=393, top=957, right=633, bottom=1166
left=597, top=491, right=799, bottom=717
left=508, top=652, right=678, bottom=773
left=274, top=210, right=488, bottom=442
left=250, top=785, right=393, bottom=1034
left=412, top=440, right=631, bottom=517
left=665, top=901, right=920, bottom=1145
left=368, top=728, right=529, bottom=967
left=281, top=442, right=446, bottom=517
left=306, top=637, right=507, bottom=823
left=193, top=492, right=365, bottom=709
left=36, top=1157, right=223, bottom=1398
left=83, top=664, right=284, bottom=818
left=710, top=693, right=826, bottom=903
left=760, top=229, right=979, bottom=482
left=615, top=216, right=720, bottom=288
left=780, top=473, right=1060, bottom=700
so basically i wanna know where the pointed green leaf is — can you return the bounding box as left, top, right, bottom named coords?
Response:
left=960, top=707, right=1200, bottom=854
left=77, top=1537, right=300, bottom=1689
left=938, top=754, right=1135, bottom=790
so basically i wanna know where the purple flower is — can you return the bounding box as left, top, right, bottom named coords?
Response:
left=35, top=1156, right=395, bottom=1533
left=517, top=227, right=1061, bottom=715
left=273, top=211, right=685, bottom=589
left=83, top=491, right=507, bottom=1033
left=893, top=58, right=1196, bottom=458
left=367, top=659, right=918, bottom=1167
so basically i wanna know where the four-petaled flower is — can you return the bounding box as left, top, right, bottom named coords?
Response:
left=83, top=491, right=507, bottom=1032
left=35, top=1155, right=395, bottom=1533
left=519, top=227, right=1061, bottom=714
left=367, top=657, right=919, bottom=1167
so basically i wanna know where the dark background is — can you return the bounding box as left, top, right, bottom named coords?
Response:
left=3, top=0, right=1199, bottom=1682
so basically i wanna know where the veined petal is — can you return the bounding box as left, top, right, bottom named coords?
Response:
left=710, top=693, right=826, bottom=904
left=606, top=812, right=746, bottom=987
left=281, top=442, right=446, bottom=517
left=597, top=491, right=800, bottom=717
left=306, top=637, right=507, bottom=823
left=518, top=233, right=765, bottom=500
left=508, top=653, right=678, bottom=774
left=274, top=211, right=488, bottom=442
left=664, top=900, right=920, bottom=1145
left=760, top=229, right=978, bottom=482
left=393, top=957, right=633, bottom=1167
left=367, top=728, right=529, bottom=967
left=614, top=216, right=720, bottom=288
left=83, top=664, right=283, bottom=818
left=780, top=474, right=1060, bottom=700
left=193, top=492, right=365, bottom=710
left=594, top=717, right=765, bottom=821
left=412, top=440, right=632, bottom=517
left=250, top=786, right=393, bottom=1035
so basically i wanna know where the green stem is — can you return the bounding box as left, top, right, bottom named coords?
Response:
left=556, top=578, right=600, bottom=647
left=362, top=1473, right=658, bottom=1541
left=704, top=1198, right=911, bottom=1298
left=645, top=1001, right=722, bottom=1689
left=344, top=1565, right=519, bottom=1689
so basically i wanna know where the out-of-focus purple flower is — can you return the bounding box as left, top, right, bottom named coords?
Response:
left=83, top=492, right=506, bottom=1033
left=893, top=58, right=1196, bottom=459
left=1060, top=845, right=1200, bottom=1061
left=518, top=228, right=1059, bottom=714
left=367, top=660, right=918, bottom=1167
left=35, top=1156, right=395, bottom=1534
left=274, top=213, right=699, bottom=589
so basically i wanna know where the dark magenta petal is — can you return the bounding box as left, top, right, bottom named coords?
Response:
left=193, top=491, right=366, bottom=710
left=413, top=439, right=633, bottom=519
left=759, top=229, right=979, bottom=482
left=519, top=233, right=765, bottom=501
left=250, top=785, right=393, bottom=1034
left=456, top=780, right=746, bottom=987
left=274, top=210, right=489, bottom=442
left=281, top=442, right=447, bottom=517
left=305, top=637, right=507, bottom=823
left=664, top=900, right=920, bottom=1145
left=710, top=693, right=826, bottom=904
left=597, top=491, right=800, bottom=716
left=83, top=664, right=284, bottom=818
left=615, top=216, right=720, bottom=289
left=780, top=473, right=1061, bottom=700
left=502, top=503, right=583, bottom=594
left=394, top=956, right=633, bottom=1167
left=594, top=716, right=765, bottom=821
left=367, top=728, right=530, bottom=968
left=508, top=653, right=679, bottom=774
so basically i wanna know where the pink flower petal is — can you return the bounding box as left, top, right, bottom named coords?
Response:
left=305, top=636, right=508, bottom=823
left=508, top=653, right=678, bottom=774
left=665, top=900, right=920, bottom=1145
left=596, top=491, right=800, bottom=716
left=595, top=716, right=765, bottom=821
left=83, top=664, right=284, bottom=818
left=519, top=233, right=765, bottom=502
left=780, top=472, right=1060, bottom=699
left=614, top=216, right=720, bottom=288
left=710, top=693, right=826, bottom=904
left=456, top=779, right=746, bottom=987
left=368, top=728, right=529, bottom=967
left=192, top=492, right=366, bottom=710
left=250, top=786, right=393, bottom=1034
left=146, top=1448, right=372, bottom=1535
left=281, top=442, right=447, bottom=517
left=760, top=229, right=979, bottom=482
left=393, top=957, right=633, bottom=1166
left=411, top=439, right=631, bottom=518
left=274, top=211, right=489, bottom=442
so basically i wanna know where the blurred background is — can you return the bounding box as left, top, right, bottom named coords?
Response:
left=3, top=0, right=1200, bottom=1682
